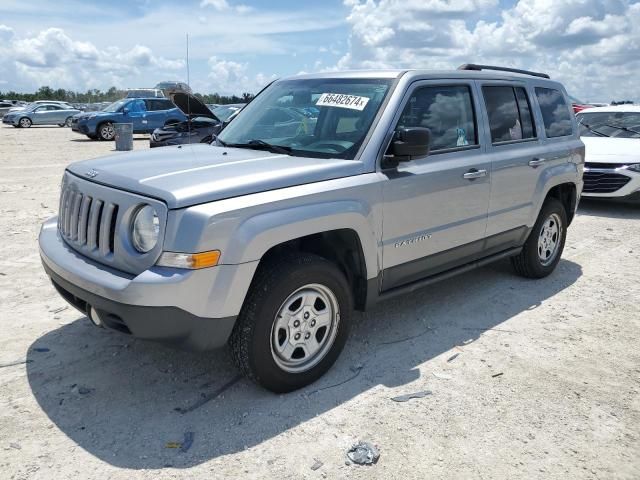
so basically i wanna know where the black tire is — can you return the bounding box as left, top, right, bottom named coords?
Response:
left=18, top=117, right=32, bottom=128
left=229, top=253, right=353, bottom=393
left=64, top=116, right=73, bottom=127
left=511, top=197, right=567, bottom=278
left=97, top=122, right=115, bottom=141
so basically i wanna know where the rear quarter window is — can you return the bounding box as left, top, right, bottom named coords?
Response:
left=535, top=87, right=573, bottom=138
left=146, top=99, right=174, bottom=111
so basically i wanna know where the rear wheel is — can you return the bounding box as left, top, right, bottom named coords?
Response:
left=230, top=253, right=352, bottom=393
left=511, top=198, right=567, bottom=278
left=97, top=122, right=115, bottom=141
left=64, top=116, right=73, bottom=127
left=19, top=117, right=32, bottom=128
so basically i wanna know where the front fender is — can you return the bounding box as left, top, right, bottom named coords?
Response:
left=225, top=201, right=378, bottom=276
left=163, top=174, right=383, bottom=280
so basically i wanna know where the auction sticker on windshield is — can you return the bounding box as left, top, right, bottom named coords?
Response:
left=316, top=93, right=370, bottom=111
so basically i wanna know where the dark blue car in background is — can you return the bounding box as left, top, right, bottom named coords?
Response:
left=71, top=97, right=186, bottom=140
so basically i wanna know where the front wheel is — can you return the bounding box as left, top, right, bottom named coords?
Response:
left=97, top=122, right=115, bottom=141
left=19, top=117, right=32, bottom=128
left=230, top=253, right=353, bottom=393
left=511, top=198, right=567, bottom=278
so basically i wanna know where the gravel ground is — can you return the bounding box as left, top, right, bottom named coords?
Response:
left=1, top=125, right=639, bottom=480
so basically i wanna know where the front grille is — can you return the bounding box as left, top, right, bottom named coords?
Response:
left=58, top=187, right=119, bottom=257
left=583, top=171, right=631, bottom=193
left=585, top=162, right=629, bottom=169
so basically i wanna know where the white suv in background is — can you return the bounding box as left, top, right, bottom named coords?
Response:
left=577, top=105, right=640, bottom=202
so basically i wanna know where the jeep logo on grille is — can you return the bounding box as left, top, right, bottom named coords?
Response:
left=85, top=169, right=99, bottom=178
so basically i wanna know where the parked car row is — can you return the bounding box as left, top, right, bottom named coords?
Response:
left=2, top=102, right=81, bottom=127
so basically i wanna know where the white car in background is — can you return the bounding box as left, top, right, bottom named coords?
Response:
left=577, top=105, right=640, bottom=202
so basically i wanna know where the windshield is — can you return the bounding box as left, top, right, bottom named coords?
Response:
left=577, top=111, right=640, bottom=138
left=102, top=100, right=129, bottom=113
left=217, top=78, right=394, bottom=159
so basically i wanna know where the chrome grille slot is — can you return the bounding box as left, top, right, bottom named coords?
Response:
left=70, top=192, right=83, bottom=240
left=87, top=199, right=103, bottom=250
left=77, top=196, right=92, bottom=245
left=99, top=203, right=116, bottom=256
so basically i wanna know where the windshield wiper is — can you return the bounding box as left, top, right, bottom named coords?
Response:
left=226, top=139, right=292, bottom=155
left=601, top=123, right=640, bottom=136
left=580, top=122, right=609, bottom=137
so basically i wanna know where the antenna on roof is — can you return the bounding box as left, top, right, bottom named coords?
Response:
left=186, top=33, right=191, bottom=143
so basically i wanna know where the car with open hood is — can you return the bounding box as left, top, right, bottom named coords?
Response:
left=576, top=105, right=640, bottom=202
left=150, top=92, right=223, bottom=148
left=40, top=65, right=583, bottom=392
left=71, top=97, right=186, bottom=140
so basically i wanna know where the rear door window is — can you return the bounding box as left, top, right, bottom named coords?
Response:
left=146, top=99, right=174, bottom=111
left=534, top=87, right=573, bottom=138
left=483, top=86, right=536, bottom=143
left=396, top=85, right=478, bottom=151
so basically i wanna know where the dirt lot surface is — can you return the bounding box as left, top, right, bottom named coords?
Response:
left=1, top=125, right=639, bottom=480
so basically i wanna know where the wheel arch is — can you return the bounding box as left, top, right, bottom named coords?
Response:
left=257, top=228, right=370, bottom=310
left=545, top=183, right=577, bottom=225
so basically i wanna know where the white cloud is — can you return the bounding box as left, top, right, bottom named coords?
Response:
left=0, top=27, right=185, bottom=91
left=337, top=0, right=640, bottom=102
left=200, top=0, right=253, bottom=14
left=206, top=56, right=276, bottom=94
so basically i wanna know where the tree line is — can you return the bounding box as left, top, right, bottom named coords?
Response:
left=0, top=86, right=253, bottom=105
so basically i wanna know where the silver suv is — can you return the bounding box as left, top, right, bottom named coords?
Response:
left=39, top=65, right=584, bottom=392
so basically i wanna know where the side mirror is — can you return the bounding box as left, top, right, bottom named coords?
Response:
left=389, top=127, right=431, bottom=160
left=123, top=107, right=130, bottom=115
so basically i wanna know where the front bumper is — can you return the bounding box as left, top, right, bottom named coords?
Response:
left=582, top=166, right=640, bottom=199
left=3, top=117, right=17, bottom=125
left=39, top=217, right=258, bottom=350
left=71, top=120, right=91, bottom=135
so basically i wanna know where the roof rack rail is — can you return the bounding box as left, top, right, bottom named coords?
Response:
left=457, top=64, right=550, bottom=79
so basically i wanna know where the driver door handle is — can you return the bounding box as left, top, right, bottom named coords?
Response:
left=463, top=169, right=487, bottom=180
left=529, top=158, right=546, bottom=167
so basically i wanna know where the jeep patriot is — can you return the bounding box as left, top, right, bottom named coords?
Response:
left=39, top=65, right=584, bottom=392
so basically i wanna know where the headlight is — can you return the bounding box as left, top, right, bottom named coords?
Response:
left=628, top=163, right=640, bottom=173
left=131, top=205, right=159, bottom=253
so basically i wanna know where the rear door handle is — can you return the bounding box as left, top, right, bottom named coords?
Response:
left=529, top=158, right=545, bottom=167
left=463, top=169, right=487, bottom=180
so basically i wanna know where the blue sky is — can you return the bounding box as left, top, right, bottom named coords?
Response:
left=0, top=0, right=638, bottom=102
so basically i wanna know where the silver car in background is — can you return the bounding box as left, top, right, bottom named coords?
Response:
left=2, top=103, right=81, bottom=128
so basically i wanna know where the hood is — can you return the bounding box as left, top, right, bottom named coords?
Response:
left=582, top=137, right=640, bottom=164
left=66, top=144, right=364, bottom=209
left=170, top=92, right=219, bottom=121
